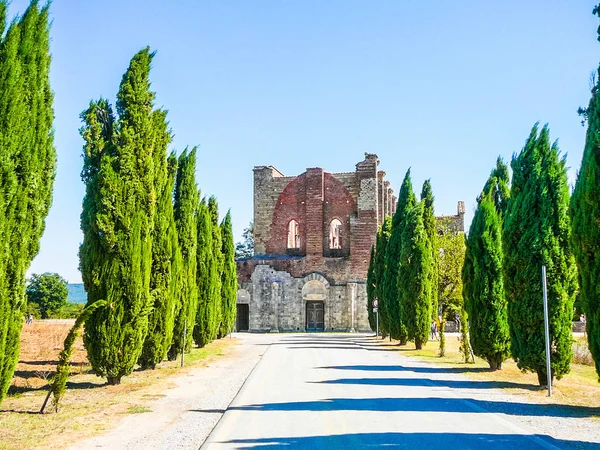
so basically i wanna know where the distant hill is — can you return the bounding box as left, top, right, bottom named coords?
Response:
left=67, top=283, right=87, bottom=304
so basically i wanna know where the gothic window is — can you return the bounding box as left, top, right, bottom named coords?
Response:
left=329, top=219, right=343, bottom=249
left=288, top=219, right=300, bottom=249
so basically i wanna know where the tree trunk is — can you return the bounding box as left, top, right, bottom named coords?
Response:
left=537, top=370, right=553, bottom=387
left=415, top=340, right=422, bottom=350
left=107, top=376, right=121, bottom=386
left=489, top=359, right=498, bottom=371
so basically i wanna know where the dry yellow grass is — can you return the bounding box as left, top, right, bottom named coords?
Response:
left=0, top=320, right=239, bottom=450
left=369, top=333, right=600, bottom=416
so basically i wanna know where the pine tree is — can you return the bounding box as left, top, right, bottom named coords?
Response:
left=208, top=197, right=224, bottom=339
left=169, top=148, right=199, bottom=358
left=570, top=5, right=600, bottom=381
left=139, top=150, right=179, bottom=370
left=504, top=124, right=577, bottom=385
left=80, top=48, right=158, bottom=385
left=366, top=245, right=377, bottom=331
left=374, top=216, right=392, bottom=337
left=0, top=2, right=56, bottom=403
left=194, top=198, right=214, bottom=347
left=220, top=211, right=238, bottom=337
left=397, top=203, right=432, bottom=349
left=420, top=180, right=437, bottom=319
left=384, top=169, right=415, bottom=344
left=463, top=165, right=510, bottom=369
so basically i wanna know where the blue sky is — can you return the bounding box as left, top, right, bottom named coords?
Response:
left=10, top=0, right=599, bottom=283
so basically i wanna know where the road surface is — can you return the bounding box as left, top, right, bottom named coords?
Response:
left=202, top=333, right=598, bottom=449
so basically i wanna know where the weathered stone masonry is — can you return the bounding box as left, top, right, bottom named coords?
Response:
left=236, top=153, right=464, bottom=333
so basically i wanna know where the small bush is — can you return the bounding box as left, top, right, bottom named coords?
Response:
left=572, top=340, right=594, bottom=366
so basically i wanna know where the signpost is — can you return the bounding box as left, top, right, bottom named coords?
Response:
left=542, top=266, right=552, bottom=397
left=373, top=299, right=379, bottom=339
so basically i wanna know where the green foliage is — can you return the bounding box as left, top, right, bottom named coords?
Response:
left=504, top=124, right=577, bottom=385
left=397, top=202, right=432, bottom=349
left=26, top=273, right=68, bottom=319
left=384, top=170, right=415, bottom=344
left=49, top=300, right=106, bottom=412
left=220, top=211, right=238, bottom=337
left=374, top=216, right=392, bottom=336
left=420, top=180, right=437, bottom=319
left=235, top=222, right=254, bottom=259
left=139, top=147, right=179, bottom=370
left=80, top=48, right=158, bottom=385
left=169, top=148, right=199, bottom=358
left=0, top=2, right=56, bottom=404
left=208, top=197, right=224, bottom=339
left=571, top=14, right=600, bottom=379
left=194, top=199, right=213, bottom=347
left=366, top=245, right=377, bottom=331
left=463, top=177, right=510, bottom=369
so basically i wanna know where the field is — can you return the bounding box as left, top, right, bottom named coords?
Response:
left=0, top=320, right=239, bottom=450
left=371, top=333, right=600, bottom=415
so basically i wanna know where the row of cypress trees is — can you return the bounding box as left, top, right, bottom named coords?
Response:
left=367, top=171, right=439, bottom=349
left=0, top=1, right=56, bottom=405
left=79, top=48, right=237, bottom=385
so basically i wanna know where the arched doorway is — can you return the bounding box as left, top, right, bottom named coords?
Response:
left=302, top=279, right=327, bottom=332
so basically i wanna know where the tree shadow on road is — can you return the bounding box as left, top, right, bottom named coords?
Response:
left=217, top=432, right=599, bottom=449
left=311, top=377, right=539, bottom=391
left=319, top=364, right=490, bottom=374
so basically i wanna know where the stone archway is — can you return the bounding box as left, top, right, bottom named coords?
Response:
left=302, top=273, right=329, bottom=331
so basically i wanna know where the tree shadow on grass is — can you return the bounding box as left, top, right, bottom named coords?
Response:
left=216, top=432, right=599, bottom=449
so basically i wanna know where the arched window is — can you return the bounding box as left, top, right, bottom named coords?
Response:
left=288, top=219, right=300, bottom=249
left=329, top=219, right=343, bottom=249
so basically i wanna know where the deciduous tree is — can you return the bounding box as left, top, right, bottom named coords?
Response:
left=26, top=273, right=68, bottom=319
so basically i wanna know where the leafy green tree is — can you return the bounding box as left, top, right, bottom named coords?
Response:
left=26, top=273, right=68, bottom=319
left=139, top=150, right=180, bottom=370
left=374, top=216, right=392, bottom=337
left=504, top=124, right=577, bottom=386
left=398, top=202, right=432, bottom=349
left=0, top=2, right=56, bottom=404
left=80, top=48, right=159, bottom=385
left=367, top=245, right=377, bottom=331
left=194, top=198, right=214, bottom=347
left=208, top=197, right=224, bottom=339
left=169, top=148, right=199, bottom=358
left=235, top=222, right=254, bottom=259
left=384, top=170, right=416, bottom=344
left=570, top=5, right=600, bottom=381
left=435, top=218, right=466, bottom=357
left=220, top=211, right=238, bottom=337
left=421, top=180, right=437, bottom=319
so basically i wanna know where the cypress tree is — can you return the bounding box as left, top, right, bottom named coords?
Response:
left=80, top=48, right=158, bottom=385
left=220, top=211, right=237, bottom=337
left=366, top=245, right=377, bottom=331
left=208, top=196, right=224, bottom=339
left=420, top=180, right=437, bottom=319
left=169, top=148, right=199, bottom=358
left=397, top=203, right=432, bottom=349
left=504, top=124, right=577, bottom=385
left=374, top=216, right=392, bottom=337
left=384, top=169, right=415, bottom=344
left=139, top=150, right=179, bottom=370
left=0, top=2, right=56, bottom=403
left=570, top=5, right=600, bottom=381
left=194, top=198, right=214, bottom=347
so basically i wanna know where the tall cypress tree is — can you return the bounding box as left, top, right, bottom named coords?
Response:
left=463, top=159, right=510, bottom=370
left=194, top=198, right=214, bottom=347
left=420, top=180, right=437, bottom=319
left=384, top=169, right=415, bottom=344
left=504, top=124, right=577, bottom=385
left=80, top=48, right=157, bottom=385
left=374, top=216, right=392, bottom=336
left=208, top=196, right=224, bottom=339
left=139, top=150, right=179, bottom=370
left=570, top=5, right=600, bottom=381
left=169, top=148, right=199, bottom=358
left=366, top=245, right=377, bottom=331
left=0, top=2, right=56, bottom=403
left=220, top=211, right=237, bottom=337
left=398, top=202, right=432, bottom=349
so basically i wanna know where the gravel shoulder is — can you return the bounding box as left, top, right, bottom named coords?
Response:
left=71, top=333, right=281, bottom=450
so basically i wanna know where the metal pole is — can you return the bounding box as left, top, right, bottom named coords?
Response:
left=542, top=266, right=552, bottom=396
left=181, top=319, right=187, bottom=368
left=376, top=309, right=379, bottom=339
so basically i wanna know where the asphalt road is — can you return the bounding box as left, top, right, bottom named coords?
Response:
left=201, top=334, right=594, bottom=450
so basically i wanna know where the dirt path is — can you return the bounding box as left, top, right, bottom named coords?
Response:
left=71, top=333, right=281, bottom=450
